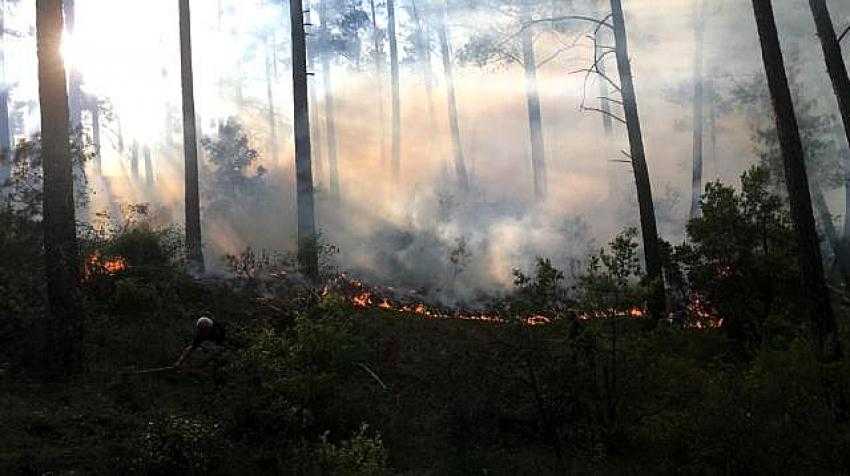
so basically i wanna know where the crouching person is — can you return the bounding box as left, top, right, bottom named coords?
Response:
left=175, top=316, right=226, bottom=368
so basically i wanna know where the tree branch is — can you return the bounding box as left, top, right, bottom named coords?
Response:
left=840, top=25, right=850, bottom=44
left=581, top=105, right=626, bottom=125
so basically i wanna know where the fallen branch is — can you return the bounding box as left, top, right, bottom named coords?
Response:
left=357, top=363, right=389, bottom=391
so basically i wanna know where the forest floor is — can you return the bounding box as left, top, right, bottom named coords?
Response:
left=2, top=226, right=850, bottom=474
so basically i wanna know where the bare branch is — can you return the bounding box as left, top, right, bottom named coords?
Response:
left=598, top=96, right=624, bottom=105
left=840, top=25, right=850, bottom=44
left=581, top=106, right=626, bottom=125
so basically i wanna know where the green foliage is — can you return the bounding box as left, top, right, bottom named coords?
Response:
left=312, top=424, right=390, bottom=475
left=133, top=413, right=226, bottom=474
left=578, top=227, right=648, bottom=316
left=670, top=166, right=799, bottom=347
left=509, top=257, right=567, bottom=315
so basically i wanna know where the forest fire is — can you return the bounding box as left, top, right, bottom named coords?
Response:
left=84, top=252, right=128, bottom=280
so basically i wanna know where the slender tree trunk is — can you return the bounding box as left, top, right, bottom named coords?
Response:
left=369, top=0, right=387, bottom=166
left=690, top=0, right=705, bottom=220
left=520, top=5, right=547, bottom=201
left=610, top=0, right=666, bottom=319
left=597, top=45, right=614, bottom=136
left=91, top=105, right=101, bottom=175
left=812, top=184, right=850, bottom=285
left=388, top=0, right=401, bottom=179
left=290, top=0, right=319, bottom=281
left=438, top=2, right=469, bottom=191
left=265, top=34, right=279, bottom=165
left=143, top=144, right=153, bottom=188
left=807, top=0, right=850, bottom=252
left=320, top=0, right=339, bottom=198
left=752, top=0, right=840, bottom=361
left=63, top=0, right=82, bottom=132
left=179, top=0, right=204, bottom=272
left=37, top=0, right=82, bottom=372
left=0, top=0, right=11, bottom=183
left=410, top=0, right=436, bottom=139
left=130, top=140, right=139, bottom=183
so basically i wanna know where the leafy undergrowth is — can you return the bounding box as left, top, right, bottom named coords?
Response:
left=3, top=200, right=850, bottom=473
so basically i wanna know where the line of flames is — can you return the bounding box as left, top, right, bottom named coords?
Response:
left=334, top=276, right=722, bottom=329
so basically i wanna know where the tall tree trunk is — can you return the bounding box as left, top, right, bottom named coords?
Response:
left=438, top=1, right=469, bottom=191
left=597, top=45, right=614, bottom=136
left=690, top=0, right=705, bottom=220
left=388, top=0, right=401, bottom=179
left=610, top=0, right=666, bottom=319
left=63, top=0, right=82, bottom=132
left=520, top=5, right=547, bottom=201
left=410, top=0, right=436, bottom=139
left=369, top=0, right=387, bottom=166
left=812, top=184, right=850, bottom=285
left=130, top=140, right=140, bottom=183
left=0, top=0, right=10, bottom=184
left=807, top=0, right=850, bottom=251
left=265, top=34, right=279, bottom=165
left=320, top=0, right=339, bottom=198
left=179, top=0, right=204, bottom=272
left=37, top=0, right=82, bottom=372
left=752, top=0, right=840, bottom=361
left=91, top=105, right=101, bottom=175
left=143, top=144, right=153, bottom=188
left=290, top=0, right=319, bottom=281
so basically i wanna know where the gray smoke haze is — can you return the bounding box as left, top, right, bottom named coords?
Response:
left=4, top=0, right=850, bottom=305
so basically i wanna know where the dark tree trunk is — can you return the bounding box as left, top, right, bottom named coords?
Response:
left=320, top=0, right=339, bottom=198
left=610, top=0, right=666, bottom=319
left=143, top=145, right=153, bottom=188
left=63, top=0, right=82, bottom=132
left=690, top=1, right=705, bottom=220
left=290, top=0, right=319, bottom=281
left=752, top=0, right=840, bottom=361
left=812, top=184, right=850, bottom=286
left=37, top=0, right=82, bottom=372
left=388, top=0, right=401, bottom=179
left=438, top=1, right=469, bottom=191
left=808, top=0, right=850, bottom=251
left=368, top=0, right=387, bottom=166
left=179, top=0, right=204, bottom=272
left=520, top=5, right=547, bottom=201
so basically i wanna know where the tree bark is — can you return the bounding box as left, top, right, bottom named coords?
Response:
left=179, top=0, right=204, bottom=272
left=610, top=0, right=666, bottom=319
left=37, top=0, right=82, bottom=372
left=388, top=0, right=401, bottom=179
left=320, top=0, right=339, bottom=199
left=812, top=184, right=850, bottom=286
left=410, top=0, right=436, bottom=141
left=438, top=2, right=469, bottom=191
left=690, top=0, right=705, bottom=220
left=63, top=0, right=82, bottom=132
left=290, top=0, right=319, bottom=281
left=520, top=5, right=547, bottom=201
left=752, top=0, right=840, bottom=361
left=807, top=0, right=850, bottom=251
